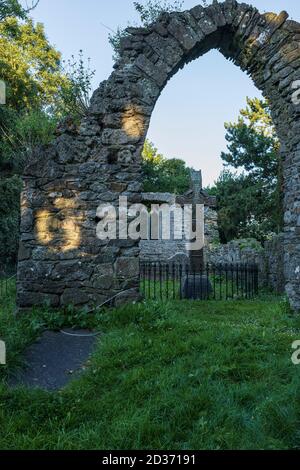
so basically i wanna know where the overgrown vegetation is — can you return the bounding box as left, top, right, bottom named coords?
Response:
left=0, top=285, right=300, bottom=450
left=55, top=51, right=95, bottom=122
left=0, top=1, right=94, bottom=270
left=0, top=0, right=39, bottom=22
left=142, top=140, right=191, bottom=194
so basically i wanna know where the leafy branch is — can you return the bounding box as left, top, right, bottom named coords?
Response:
left=0, top=0, right=39, bottom=22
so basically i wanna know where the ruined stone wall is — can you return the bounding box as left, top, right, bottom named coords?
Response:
left=140, top=235, right=189, bottom=263
left=139, top=175, right=219, bottom=263
left=17, top=118, right=142, bottom=308
left=264, top=234, right=285, bottom=293
left=204, top=207, right=219, bottom=248
left=139, top=204, right=219, bottom=263
left=139, top=192, right=187, bottom=262
left=17, top=1, right=300, bottom=310
left=206, top=235, right=285, bottom=293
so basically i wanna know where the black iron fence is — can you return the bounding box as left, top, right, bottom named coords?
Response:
left=1, top=264, right=259, bottom=303
left=140, top=262, right=259, bottom=301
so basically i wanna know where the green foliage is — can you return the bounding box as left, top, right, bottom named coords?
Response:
left=1, top=287, right=300, bottom=450
left=0, top=10, right=66, bottom=181
left=0, top=0, right=25, bottom=20
left=221, top=98, right=280, bottom=180
left=133, top=0, right=184, bottom=26
left=142, top=140, right=190, bottom=194
left=54, top=51, right=95, bottom=121
left=211, top=170, right=280, bottom=243
left=233, top=238, right=264, bottom=252
left=0, top=105, right=18, bottom=171
left=0, top=107, right=57, bottom=172
left=209, top=98, right=283, bottom=243
left=29, top=304, right=103, bottom=332
left=0, top=16, right=66, bottom=111
left=108, top=27, right=131, bottom=61
left=109, top=0, right=185, bottom=58
left=0, top=5, right=94, bottom=267
left=0, top=107, right=57, bottom=267
left=0, top=0, right=39, bottom=22
left=0, top=175, right=22, bottom=267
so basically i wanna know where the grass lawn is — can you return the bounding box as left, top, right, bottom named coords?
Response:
left=1, top=287, right=300, bottom=450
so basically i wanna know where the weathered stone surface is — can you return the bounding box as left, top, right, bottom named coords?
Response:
left=206, top=235, right=285, bottom=294
left=116, top=257, right=139, bottom=278
left=18, top=241, right=32, bottom=262
left=20, top=209, right=34, bottom=233
left=60, top=289, right=90, bottom=306
left=17, top=2, right=300, bottom=311
left=50, top=261, right=90, bottom=282
left=17, top=291, right=60, bottom=308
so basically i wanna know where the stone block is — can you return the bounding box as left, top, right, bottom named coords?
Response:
left=17, top=291, right=60, bottom=309
left=60, top=289, right=90, bottom=306
left=116, top=257, right=139, bottom=278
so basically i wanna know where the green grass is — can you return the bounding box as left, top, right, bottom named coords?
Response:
left=140, top=275, right=258, bottom=301
left=1, top=287, right=300, bottom=450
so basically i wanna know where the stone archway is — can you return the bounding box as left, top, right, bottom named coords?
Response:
left=17, top=1, right=300, bottom=310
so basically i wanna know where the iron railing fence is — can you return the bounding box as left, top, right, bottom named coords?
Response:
left=140, top=261, right=259, bottom=301
left=0, top=264, right=259, bottom=303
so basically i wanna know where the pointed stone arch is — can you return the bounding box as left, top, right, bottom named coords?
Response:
left=18, top=1, right=300, bottom=310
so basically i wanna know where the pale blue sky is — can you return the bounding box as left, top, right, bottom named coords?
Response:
left=29, top=0, right=300, bottom=186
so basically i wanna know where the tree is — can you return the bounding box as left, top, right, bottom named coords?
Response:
left=0, top=0, right=39, bottom=22
left=142, top=140, right=190, bottom=194
left=209, top=170, right=279, bottom=243
left=0, top=7, right=94, bottom=268
left=0, top=174, right=22, bottom=266
left=221, top=98, right=280, bottom=181
left=0, top=16, right=66, bottom=111
left=209, top=97, right=283, bottom=243
left=0, top=9, right=68, bottom=174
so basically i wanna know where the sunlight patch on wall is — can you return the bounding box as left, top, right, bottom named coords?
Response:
left=36, top=209, right=56, bottom=245
left=35, top=197, right=83, bottom=253
left=122, top=104, right=145, bottom=138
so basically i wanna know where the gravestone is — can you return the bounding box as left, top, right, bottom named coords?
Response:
left=181, top=275, right=213, bottom=300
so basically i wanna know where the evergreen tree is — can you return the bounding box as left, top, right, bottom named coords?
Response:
left=209, top=98, right=283, bottom=243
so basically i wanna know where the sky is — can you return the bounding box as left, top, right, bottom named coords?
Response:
left=28, top=0, right=300, bottom=186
